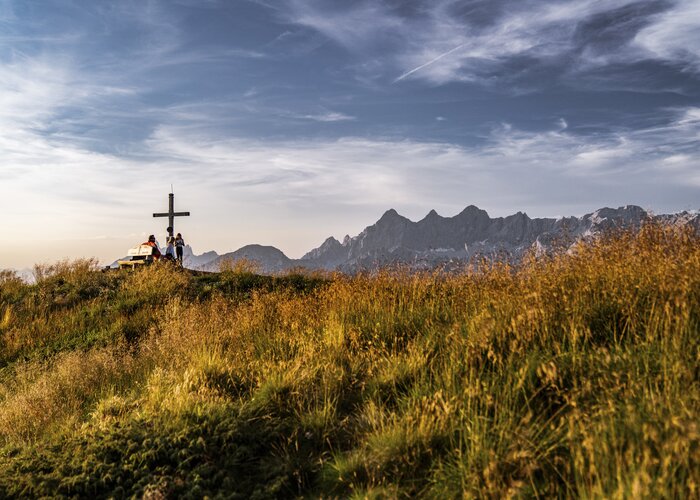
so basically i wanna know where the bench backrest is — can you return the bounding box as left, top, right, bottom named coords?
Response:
left=127, top=244, right=155, bottom=257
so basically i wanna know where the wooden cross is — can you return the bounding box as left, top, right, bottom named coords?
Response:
left=153, top=192, right=190, bottom=238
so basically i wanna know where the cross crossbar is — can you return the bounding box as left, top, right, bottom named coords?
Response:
left=153, top=212, right=190, bottom=217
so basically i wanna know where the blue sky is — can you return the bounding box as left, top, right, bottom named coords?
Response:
left=1, top=0, right=699, bottom=267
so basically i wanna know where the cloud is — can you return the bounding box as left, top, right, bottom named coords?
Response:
left=634, top=0, right=700, bottom=72
left=300, top=111, right=355, bottom=122
left=2, top=97, right=679, bottom=223
left=394, top=43, right=466, bottom=83
left=0, top=49, right=164, bottom=246
left=284, top=0, right=404, bottom=50
left=139, top=106, right=700, bottom=216
left=280, top=0, right=700, bottom=89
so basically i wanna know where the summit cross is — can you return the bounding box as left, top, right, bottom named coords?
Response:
left=153, top=192, right=190, bottom=238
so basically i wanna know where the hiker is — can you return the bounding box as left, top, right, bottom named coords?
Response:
left=165, top=236, right=176, bottom=261
left=143, top=235, right=162, bottom=260
left=175, top=233, right=185, bottom=264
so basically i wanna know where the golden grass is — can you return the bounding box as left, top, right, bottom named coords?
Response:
left=0, top=223, right=698, bottom=497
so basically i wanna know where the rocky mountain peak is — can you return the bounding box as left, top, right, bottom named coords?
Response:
left=321, top=236, right=341, bottom=248
left=302, top=236, right=343, bottom=261
left=455, top=204, right=489, bottom=221
left=377, top=208, right=406, bottom=225
left=421, top=209, right=441, bottom=222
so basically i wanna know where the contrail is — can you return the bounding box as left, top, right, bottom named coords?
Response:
left=393, top=43, right=466, bottom=83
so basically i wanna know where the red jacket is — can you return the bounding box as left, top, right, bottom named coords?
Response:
left=142, top=241, right=161, bottom=259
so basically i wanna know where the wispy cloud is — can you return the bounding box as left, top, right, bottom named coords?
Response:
left=633, top=0, right=700, bottom=72
left=300, top=111, right=355, bottom=122
left=394, top=43, right=466, bottom=83
left=4, top=44, right=696, bottom=223
left=140, top=106, right=700, bottom=215
left=281, top=0, right=700, bottom=89
left=284, top=0, right=403, bottom=51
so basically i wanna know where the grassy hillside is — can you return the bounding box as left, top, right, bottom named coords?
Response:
left=0, top=224, right=698, bottom=498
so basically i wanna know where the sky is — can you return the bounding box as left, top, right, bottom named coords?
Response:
left=1, top=0, right=699, bottom=268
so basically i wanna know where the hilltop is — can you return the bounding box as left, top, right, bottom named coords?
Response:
left=0, top=223, right=698, bottom=497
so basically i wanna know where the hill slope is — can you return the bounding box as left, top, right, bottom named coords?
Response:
left=0, top=224, right=699, bottom=497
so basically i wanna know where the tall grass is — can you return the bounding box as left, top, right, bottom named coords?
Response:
left=0, top=223, right=698, bottom=497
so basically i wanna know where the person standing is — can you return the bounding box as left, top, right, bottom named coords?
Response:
left=165, top=236, right=176, bottom=261
left=175, top=233, right=185, bottom=265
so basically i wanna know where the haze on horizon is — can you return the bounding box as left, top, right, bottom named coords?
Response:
left=1, top=0, right=699, bottom=269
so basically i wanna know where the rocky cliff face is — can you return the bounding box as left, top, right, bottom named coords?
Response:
left=190, top=205, right=699, bottom=273
left=300, top=204, right=683, bottom=272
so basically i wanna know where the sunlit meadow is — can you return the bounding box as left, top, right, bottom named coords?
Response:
left=0, top=224, right=698, bottom=498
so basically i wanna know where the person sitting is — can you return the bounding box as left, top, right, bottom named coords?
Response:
left=143, top=234, right=162, bottom=260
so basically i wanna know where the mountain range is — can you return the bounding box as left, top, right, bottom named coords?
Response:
left=184, top=205, right=700, bottom=274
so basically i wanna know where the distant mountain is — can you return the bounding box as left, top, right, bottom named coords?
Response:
left=201, top=245, right=293, bottom=274
left=182, top=245, right=219, bottom=269
left=187, top=205, right=700, bottom=274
